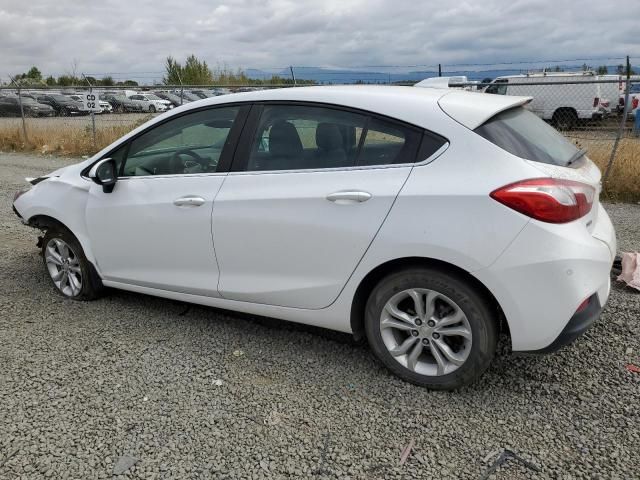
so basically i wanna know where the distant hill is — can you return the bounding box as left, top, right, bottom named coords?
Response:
left=245, top=65, right=639, bottom=84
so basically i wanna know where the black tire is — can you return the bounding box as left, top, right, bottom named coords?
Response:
left=41, top=227, right=104, bottom=301
left=116, top=105, right=125, bottom=114
left=149, top=105, right=156, bottom=113
left=59, top=107, right=69, bottom=117
left=552, top=109, right=578, bottom=130
left=364, top=267, right=497, bottom=390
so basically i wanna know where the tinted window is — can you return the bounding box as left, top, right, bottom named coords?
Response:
left=121, top=107, right=239, bottom=176
left=245, top=105, right=422, bottom=171
left=475, top=107, right=580, bottom=166
left=356, top=118, right=422, bottom=166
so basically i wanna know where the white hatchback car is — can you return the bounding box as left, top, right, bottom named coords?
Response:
left=13, top=86, right=616, bottom=390
left=128, top=93, right=172, bottom=113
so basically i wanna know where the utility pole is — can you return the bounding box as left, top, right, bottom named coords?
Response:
left=438, top=64, right=442, bottom=77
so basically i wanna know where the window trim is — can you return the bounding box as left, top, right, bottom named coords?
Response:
left=230, top=100, right=446, bottom=173
left=82, top=103, right=251, bottom=179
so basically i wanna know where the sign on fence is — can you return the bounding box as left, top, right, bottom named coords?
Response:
left=81, top=92, right=101, bottom=112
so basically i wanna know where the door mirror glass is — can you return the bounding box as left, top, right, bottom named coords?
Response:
left=89, top=158, right=118, bottom=193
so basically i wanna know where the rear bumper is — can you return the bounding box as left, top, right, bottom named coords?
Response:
left=519, top=291, right=603, bottom=354
left=473, top=204, right=615, bottom=352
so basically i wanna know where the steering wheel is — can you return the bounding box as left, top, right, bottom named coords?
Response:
left=170, top=149, right=207, bottom=173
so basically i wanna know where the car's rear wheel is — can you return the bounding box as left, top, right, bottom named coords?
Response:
left=364, top=267, right=497, bottom=390
left=149, top=105, right=156, bottom=113
left=42, top=228, right=103, bottom=301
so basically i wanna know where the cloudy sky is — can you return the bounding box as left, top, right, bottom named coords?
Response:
left=1, top=0, right=639, bottom=82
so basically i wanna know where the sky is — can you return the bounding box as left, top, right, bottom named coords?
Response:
left=1, top=0, right=639, bottom=83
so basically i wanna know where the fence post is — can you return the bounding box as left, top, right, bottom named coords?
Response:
left=603, top=55, right=631, bottom=187
left=9, top=75, right=29, bottom=145
left=82, top=74, right=97, bottom=149
left=438, top=64, right=442, bottom=77
left=175, top=70, right=184, bottom=105
left=290, top=66, right=297, bottom=86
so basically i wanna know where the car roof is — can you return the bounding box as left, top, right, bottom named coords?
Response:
left=167, top=85, right=530, bottom=130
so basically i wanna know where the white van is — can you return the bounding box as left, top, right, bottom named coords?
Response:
left=484, top=72, right=611, bottom=129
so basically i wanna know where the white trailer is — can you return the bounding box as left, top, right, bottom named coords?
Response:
left=484, top=72, right=611, bottom=129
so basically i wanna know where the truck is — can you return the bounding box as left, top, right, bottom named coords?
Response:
left=483, top=71, right=611, bottom=129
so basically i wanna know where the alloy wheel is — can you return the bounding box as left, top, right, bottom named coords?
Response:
left=45, top=238, right=82, bottom=297
left=379, top=288, right=472, bottom=376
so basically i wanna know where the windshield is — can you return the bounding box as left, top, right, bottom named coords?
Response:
left=474, top=107, right=580, bottom=166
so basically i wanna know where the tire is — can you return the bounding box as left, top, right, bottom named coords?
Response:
left=552, top=109, right=578, bottom=130
left=116, top=105, right=124, bottom=114
left=364, top=267, right=497, bottom=390
left=59, top=107, right=69, bottom=117
left=149, top=105, right=156, bottom=113
left=41, top=228, right=104, bottom=301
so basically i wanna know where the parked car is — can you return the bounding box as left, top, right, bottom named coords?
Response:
left=67, top=94, right=113, bottom=114
left=0, top=95, right=55, bottom=117
left=176, top=91, right=202, bottom=102
left=12, top=86, right=615, bottom=390
left=36, top=93, right=83, bottom=116
left=100, top=94, right=143, bottom=113
left=127, top=93, right=171, bottom=113
left=415, top=76, right=478, bottom=91
left=153, top=91, right=187, bottom=107
left=484, top=72, right=611, bottom=129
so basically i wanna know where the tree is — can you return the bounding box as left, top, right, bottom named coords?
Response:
left=100, top=76, right=115, bottom=86
left=45, top=75, right=56, bottom=86
left=163, top=54, right=213, bottom=85
left=26, top=66, right=42, bottom=81
left=596, top=65, right=608, bottom=75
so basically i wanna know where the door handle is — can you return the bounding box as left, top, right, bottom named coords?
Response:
left=326, top=191, right=372, bottom=204
left=173, top=196, right=205, bottom=207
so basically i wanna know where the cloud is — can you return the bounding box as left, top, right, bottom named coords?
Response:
left=0, top=0, right=638, bottom=82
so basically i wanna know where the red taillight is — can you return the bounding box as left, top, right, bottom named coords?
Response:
left=490, top=178, right=595, bottom=223
left=593, top=97, right=599, bottom=107
left=633, top=97, right=639, bottom=109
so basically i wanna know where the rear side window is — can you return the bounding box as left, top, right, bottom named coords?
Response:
left=245, top=104, right=425, bottom=172
left=474, top=107, right=580, bottom=166
left=356, top=118, right=422, bottom=166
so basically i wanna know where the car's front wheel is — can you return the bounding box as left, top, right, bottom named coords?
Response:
left=365, top=267, right=497, bottom=390
left=42, top=228, right=103, bottom=300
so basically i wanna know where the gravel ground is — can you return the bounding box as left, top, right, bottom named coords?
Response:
left=1, top=152, right=639, bottom=480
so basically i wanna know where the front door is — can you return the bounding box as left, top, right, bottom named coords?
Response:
left=213, top=103, right=424, bottom=309
left=86, top=105, right=246, bottom=296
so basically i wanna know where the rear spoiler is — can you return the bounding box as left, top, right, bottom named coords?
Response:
left=438, top=91, right=532, bottom=130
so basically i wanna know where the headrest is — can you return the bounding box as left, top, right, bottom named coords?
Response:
left=269, top=121, right=303, bottom=158
left=316, top=123, right=344, bottom=151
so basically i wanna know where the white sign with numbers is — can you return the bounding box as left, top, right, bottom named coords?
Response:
left=82, top=92, right=101, bottom=112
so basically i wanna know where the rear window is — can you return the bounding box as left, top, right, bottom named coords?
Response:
left=474, top=107, right=580, bottom=166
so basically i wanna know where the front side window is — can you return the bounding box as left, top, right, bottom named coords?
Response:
left=121, top=106, right=240, bottom=176
left=245, top=105, right=422, bottom=171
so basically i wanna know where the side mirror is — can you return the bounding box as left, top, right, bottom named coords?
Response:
left=88, top=158, right=118, bottom=193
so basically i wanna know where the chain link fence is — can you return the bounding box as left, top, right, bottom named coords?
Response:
left=1, top=77, right=638, bottom=200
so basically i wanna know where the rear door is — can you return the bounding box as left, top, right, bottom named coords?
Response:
left=212, top=103, right=440, bottom=309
